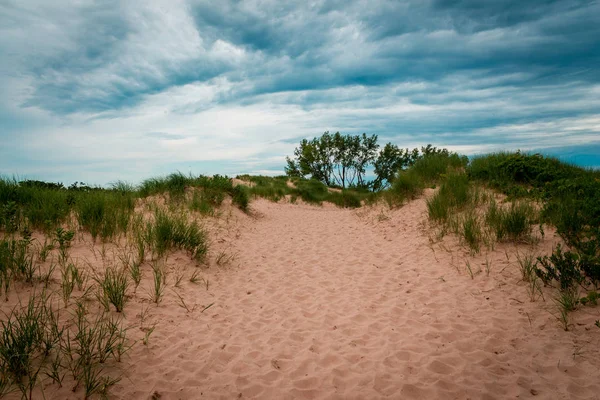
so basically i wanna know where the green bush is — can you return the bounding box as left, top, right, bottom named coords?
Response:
left=536, top=244, right=585, bottom=290
left=240, top=175, right=290, bottom=202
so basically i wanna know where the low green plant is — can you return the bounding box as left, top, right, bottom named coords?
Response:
left=215, top=251, right=235, bottom=267
left=189, top=269, right=201, bottom=284
left=387, top=170, right=422, bottom=206
left=466, top=260, right=474, bottom=279
left=39, top=261, right=57, bottom=288
left=294, top=179, right=329, bottom=205
left=496, top=201, right=536, bottom=242
left=151, top=263, right=166, bottom=305
left=484, top=257, right=492, bottom=276
left=0, top=293, right=62, bottom=399
left=97, top=266, right=129, bottom=312
left=231, top=185, right=250, bottom=212
left=65, top=302, right=128, bottom=397
left=0, top=200, right=20, bottom=232
left=461, top=212, right=482, bottom=253
left=579, top=291, right=599, bottom=306
left=129, top=261, right=142, bottom=294
left=326, top=190, right=363, bottom=208
left=536, top=244, right=585, bottom=290
left=142, top=325, right=156, bottom=346
left=174, top=269, right=184, bottom=288
left=189, top=190, right=215, bottom=216
left=54, top=227, right=74, bottom=264
left=554, top=287, right=579, bottom=331
left=60, top=263, right=77, bottom=307
left=37, top=238, right=53, bottom=263
left=517, top=252, right=536, bottom=282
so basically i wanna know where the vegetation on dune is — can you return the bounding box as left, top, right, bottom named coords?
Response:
left=468, top=151, right=599, bottom=283
left=0, top=173, right=249, bottom=239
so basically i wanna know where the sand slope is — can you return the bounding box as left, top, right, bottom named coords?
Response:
left=114, top=196, right=600, bottom=400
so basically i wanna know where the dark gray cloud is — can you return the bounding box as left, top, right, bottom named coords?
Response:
left=3, top=0, right=599, bottom=113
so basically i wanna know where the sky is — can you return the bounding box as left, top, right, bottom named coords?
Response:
left=1, top=0, right=599, bottom=186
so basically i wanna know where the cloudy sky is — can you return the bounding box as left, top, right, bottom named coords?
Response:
left=1, top=0, right=599, bottom=185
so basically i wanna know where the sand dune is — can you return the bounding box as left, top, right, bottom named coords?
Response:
left=4, top=194, right=600, bottom=399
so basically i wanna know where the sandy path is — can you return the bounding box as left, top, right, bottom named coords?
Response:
left=116, top=197, right=600, bottom=400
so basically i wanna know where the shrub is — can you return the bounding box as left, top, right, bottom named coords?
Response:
left=536, top=244, right=585, bottom=290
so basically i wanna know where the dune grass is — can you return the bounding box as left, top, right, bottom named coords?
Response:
left=237, top=175, right=371, bottom=208
left=0, top=293, right=129, bottom=399
left=145, top=208, right=208, bottom=262
left=75, top=190, right=135, bottom=241
left=96, top=266, right=129, bottom=313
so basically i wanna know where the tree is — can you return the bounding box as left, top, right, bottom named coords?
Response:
left=285, top=134, right=334, bottom=185
left=285, top=133, right=453, bottom=192
left=286, top=132, right=379, bottom=189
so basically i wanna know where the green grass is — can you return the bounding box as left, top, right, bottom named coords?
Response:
left=0, top=293, right=128, bottom=399
left=97, top=266, right=129, bottom=313
left=326, top=190, right=363, bottom=208
left=410, top=152, right=467, bottom=183
left=461, top=211, right=482, bottom=253
left=145, top=209, right=208, bottom=262
left=426, top=172, right=471, bottom=223
left=0, top=177, right=71, bottom=231
left=151, top=262, right=166, bottom=305
left=239, top=175, right=371, bottom=208
left=230, top=185, right=250, bottom=212
left=239, top=175, right=290, bottom=202
left=486, top=200, right=537, bottom=242
left=75, top=190, right=135, bottom=241
left=139, top=172, right=190, bottom=199
left=387, top=170, right=422, bottom=206
left=146, top=209, right=208, bottom=261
